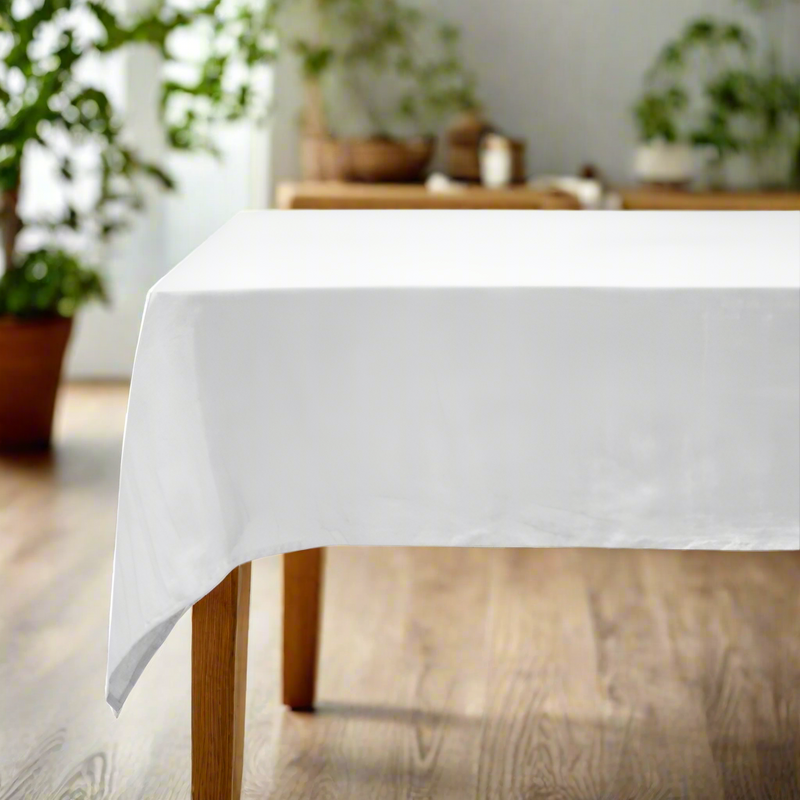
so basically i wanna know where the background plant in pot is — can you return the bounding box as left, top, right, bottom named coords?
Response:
left=632, top=87, right=697, bottom=184
left=696, top=66, right=800, bottom=187
left=283, top=0, right=479, bottom=182
left=0, top=0, right=276, bottom=450
left=632, top=18, right=752, bottom=185
left=633, top=4, right=800, bottom=189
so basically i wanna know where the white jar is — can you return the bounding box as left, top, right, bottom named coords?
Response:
left=480, top=134, right=513, bottom=188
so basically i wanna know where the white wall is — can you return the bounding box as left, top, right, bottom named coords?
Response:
left=271, top=0, right=800, bottom=187
left=64, top=44, right=165, bottom=380
left=67, top=123, right=268, bottom=379
left=65, top=43, right=271, bottom=378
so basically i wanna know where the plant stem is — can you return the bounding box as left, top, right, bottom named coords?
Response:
left=303, top=78, right=328, bottom=137
left=1, top=180, right=22, bottom=271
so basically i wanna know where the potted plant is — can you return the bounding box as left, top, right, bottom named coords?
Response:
left=633, top=7, right=800, bottom=188
left=285, top=0, right=479, bottom=182
left=697, top=68, right=800, bottom=188
left=0, top=0, right=276, bottom=449
left=632, top=18, right=752, bottom=185
left=632, top=87, right=698, bottom=184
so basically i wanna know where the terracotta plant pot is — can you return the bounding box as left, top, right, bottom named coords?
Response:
left=0, top=315, right=73, bottom=450
left=301, top=136, right=435, bottom=183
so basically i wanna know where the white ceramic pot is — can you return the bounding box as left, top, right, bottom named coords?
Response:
left=480, top=135, right=513, bottom=188
left=634, top=141, right=698, bottom=185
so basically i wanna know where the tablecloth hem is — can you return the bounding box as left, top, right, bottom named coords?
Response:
left=106, top=607, right=186, bottom=717
left=106, top=536, right=339, bottom=715
left=106, top=528, right=799, bottom=715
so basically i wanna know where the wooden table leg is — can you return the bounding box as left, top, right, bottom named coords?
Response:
left=192, top=563, right=251, bottom=800
left=283, top=548, right=324, bottom=710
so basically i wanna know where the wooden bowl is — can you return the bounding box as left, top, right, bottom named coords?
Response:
left=302, top=136, right=435, bottom=183
left=344, top=137, right=435, bottom=183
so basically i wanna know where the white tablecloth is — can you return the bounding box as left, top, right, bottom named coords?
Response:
left=107, top=211, right=800, bottom=714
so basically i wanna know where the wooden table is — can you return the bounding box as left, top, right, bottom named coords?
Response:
left=272, top=183, right=800, bottom=786
left=274, top=181, right=800, bottom=719
left=277, top=181, right=800, bottom=211
left=620, top=186, right=800, bottom=210
left=165, top=197, right=799, bottom=800
left=277, top=181, right=580, bottom=210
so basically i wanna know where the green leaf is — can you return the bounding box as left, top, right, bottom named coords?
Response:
left=0, top=249, right=107, bottom=318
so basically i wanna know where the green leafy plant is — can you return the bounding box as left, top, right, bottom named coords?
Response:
left=633, top=11, right=800, bottom=186
left=284, top=0, right=478, bottom=139
left=694, top=71, right=800, bottom=186
left=738, top=0, right=798, bottom=11
left=633, top=18, right=752, bottom=146
left=0, top=249, right=105, bottom=317
left=647, top=18, right=753, bottom=76
left=633, top=88, right=689, bottom=143
left=1, top=0, right=278, bottom=318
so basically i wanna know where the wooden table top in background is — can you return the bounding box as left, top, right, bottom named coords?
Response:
left=276, top=182, right=580, bottom=210
left=620, top=186, right=800, bottom=210
left=277, top=181, right=800, bottom=211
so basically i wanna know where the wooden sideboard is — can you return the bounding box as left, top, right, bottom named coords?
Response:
left=620, top=187, right=800, bottom=210
left=277, top=182, right=580, bottom=210
left=277, top=181, right=800, bottom=211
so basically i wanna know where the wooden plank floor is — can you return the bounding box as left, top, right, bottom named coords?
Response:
left=1, top=384, right=798, bottom=799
